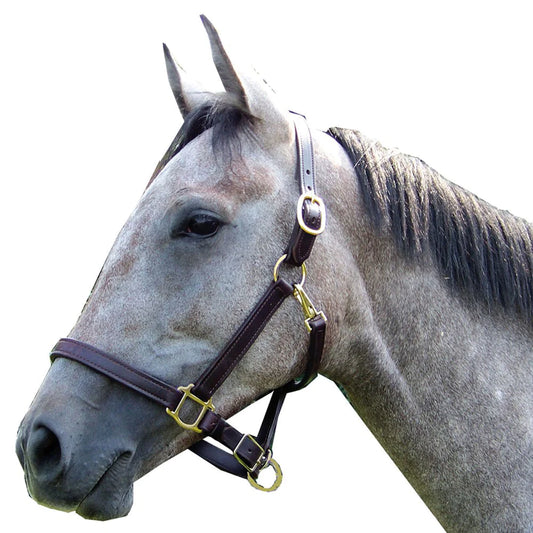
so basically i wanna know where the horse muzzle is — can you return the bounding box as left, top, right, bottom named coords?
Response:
left=16, top=416, right=135, bottom=520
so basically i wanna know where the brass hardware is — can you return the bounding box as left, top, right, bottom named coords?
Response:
left=233, top=434, right=268, bottom=472
left=297, top=192, right=326, bottom=236
left=272, top=254, right=287, bottom=282
left=273, top=254, right=307, bottom=285
left=233, top=434, right=283, bottom=492
left=293, top=283, right=327, bottom=332
left=247, top=458, right=283, bottom=492
left=166, top=383, right=215, bottom=433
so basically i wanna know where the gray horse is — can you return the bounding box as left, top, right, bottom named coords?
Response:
left=16, top=16, right=532, bottom=532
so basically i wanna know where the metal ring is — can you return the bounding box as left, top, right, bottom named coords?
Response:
left=273, top=254, right=307, bottom=286
left=247, top=458, right=283, bottom=492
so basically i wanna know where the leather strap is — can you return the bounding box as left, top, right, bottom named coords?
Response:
left=50, top=337, right=281, bottom=480
left=51, top=338, right=179, bottom=410
left=282, top=313, right=326, bottom=392
left=49, top=113, right=327, bottom=489
left=285, top=112, right=325, bottom=267
left=49, top=304, right=326, bottom=482
left=51, top=278, right=293, bottom=411
left=189, top=440, right=249, bottom=478
left=189, top=388, right=286, bottom=479
left=192, top=278, right=293, bottom=401
left=292, top=112, right=316, bottom=193
left=187, top=314, right=325, bottom=479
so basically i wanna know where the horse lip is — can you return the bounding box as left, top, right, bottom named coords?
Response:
left=75, top=451, right=135, bottom=520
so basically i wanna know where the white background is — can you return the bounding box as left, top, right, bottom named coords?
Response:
left=2, top=1, right=531, bottom=531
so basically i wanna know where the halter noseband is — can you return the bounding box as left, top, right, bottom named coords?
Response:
left=50, top=113, right=327, bottom=492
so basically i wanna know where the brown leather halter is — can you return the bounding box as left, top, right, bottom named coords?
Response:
left=50, top=113, right=327, bottom=492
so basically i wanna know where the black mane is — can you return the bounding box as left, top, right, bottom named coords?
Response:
left=147, top=101, right=532, bottom=319
left=148, top=96, right=254, bottom=186
left=327, top=127, right=533, bottom=319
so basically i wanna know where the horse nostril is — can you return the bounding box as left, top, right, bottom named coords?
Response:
left=26, top=425, right=62, bottom=477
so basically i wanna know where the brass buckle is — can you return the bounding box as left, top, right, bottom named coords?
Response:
left=233, top=434, right=283, bottom=492
left=166, top=383, right=215, bottom=434
left=233, top=434, right=269, bottom=473
left=296, top=192, right=326, bottom=236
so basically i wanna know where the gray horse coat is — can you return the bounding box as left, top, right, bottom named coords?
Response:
left=16, top=16, right=532, bottom=532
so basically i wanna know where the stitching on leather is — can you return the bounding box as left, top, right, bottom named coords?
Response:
left=55, top=350, right=172, bottom=406
left=204, top=283, right=288, bottom=396
left=54, top=339, right=176, bottom=405
left=64, top=339, right=175, bottom=393
left=207, top=285, right=282, bottom=393
left=295, top=233, right=313, bottom=264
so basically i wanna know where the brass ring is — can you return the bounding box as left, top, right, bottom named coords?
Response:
left=247, top=459, right=283, bottom=492
left=273, top=254, right=307, bottom=286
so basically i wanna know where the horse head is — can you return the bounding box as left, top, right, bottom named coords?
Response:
left=16, top=16, right=352, bottom=520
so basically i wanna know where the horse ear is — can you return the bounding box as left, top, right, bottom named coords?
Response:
left=200, top=15, right=292, bottom=145
left=163, top=43, right=214, bottom=118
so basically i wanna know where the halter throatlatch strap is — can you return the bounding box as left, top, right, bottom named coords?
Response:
left=49, top=113, right=327, bottom=492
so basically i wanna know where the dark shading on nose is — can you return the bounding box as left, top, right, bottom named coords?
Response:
left=19, top=423, right=63, bottom=480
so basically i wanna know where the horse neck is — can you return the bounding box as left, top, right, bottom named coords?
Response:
left=319, top=131, right=533, bottom=530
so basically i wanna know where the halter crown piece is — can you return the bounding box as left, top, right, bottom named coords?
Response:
left=50, top=113, right=327, bottom=492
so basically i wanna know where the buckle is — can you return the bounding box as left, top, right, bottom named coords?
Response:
left=233, top=434, right=268, bottom=473
left=166, top=383, right=215, bottom=434
left=233, top=434, right=283, bottom=492
left=297, top=192, right=326, bottom=236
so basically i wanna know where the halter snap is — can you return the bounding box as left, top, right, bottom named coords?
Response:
left=293, top=283, right=328, bottom=333
left=274, top=255, right=327, bottom=333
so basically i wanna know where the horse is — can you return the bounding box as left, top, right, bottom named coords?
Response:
left=16, top=15, right=532, bottom=532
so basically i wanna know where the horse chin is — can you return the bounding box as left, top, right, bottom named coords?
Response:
left=75, top=453, right=134, bottom=521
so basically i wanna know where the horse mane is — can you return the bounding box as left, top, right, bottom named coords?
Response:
left=147, top=99, right=532, bottom=319
left=148, top=95, right=255, bottom=187
left=327, top=127, right=533, bottom=319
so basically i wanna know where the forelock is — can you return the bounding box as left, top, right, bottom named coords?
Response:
left=147, top=95, right=256, bottom=187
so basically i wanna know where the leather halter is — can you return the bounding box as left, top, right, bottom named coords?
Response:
left=50, top=113, right=327, bottom=492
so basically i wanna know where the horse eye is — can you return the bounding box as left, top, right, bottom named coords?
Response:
left=172, top=211, right=223, bottom=239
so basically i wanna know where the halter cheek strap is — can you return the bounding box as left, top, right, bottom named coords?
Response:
left=49, top=113, right=327, bottom=492
left=285, top=112, right=326, bottom=266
